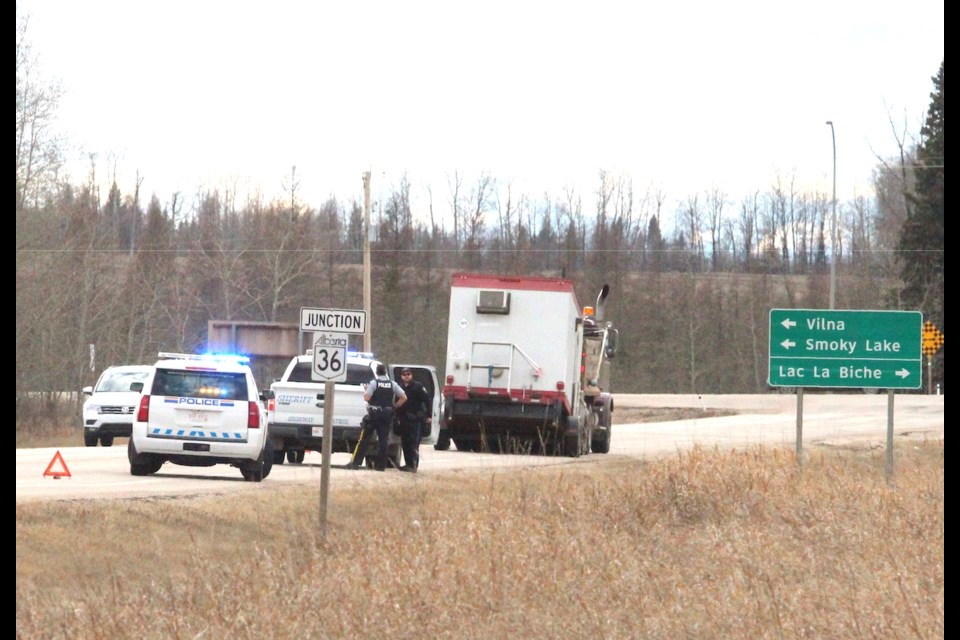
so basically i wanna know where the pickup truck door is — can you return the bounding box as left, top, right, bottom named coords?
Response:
left=390, top=364, right=441, bottom=445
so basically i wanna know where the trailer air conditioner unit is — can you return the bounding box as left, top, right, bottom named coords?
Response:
left=476, top=290, right=510, bottom=314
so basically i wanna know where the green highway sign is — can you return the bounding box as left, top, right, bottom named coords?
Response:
left=768, top=309, right=922, bottom=389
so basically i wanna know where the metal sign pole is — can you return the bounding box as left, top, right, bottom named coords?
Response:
left=885, top=389, right=895, bottom=482
left=319, top=380, right=335, bottom=538
left=796, top=387, right=803, bottom=467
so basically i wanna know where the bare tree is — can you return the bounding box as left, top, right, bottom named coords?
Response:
left=248, top=197, right=323, bottom=321
left=679, top=194, right=705, bottom=271
left=447, top=171, right=463, bottom=251
left=16, top=14, right=65, bottom=211
left=558, top=185, right=584, bottom=276
left=463, top=172, right=493, bottom=271
left=705, top=187, right=727, bottom=271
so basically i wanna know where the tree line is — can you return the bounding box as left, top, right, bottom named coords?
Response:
left=16, top=16, right=943, bottom=421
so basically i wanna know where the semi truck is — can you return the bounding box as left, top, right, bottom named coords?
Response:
left=437, top=273, right=618, bottom=457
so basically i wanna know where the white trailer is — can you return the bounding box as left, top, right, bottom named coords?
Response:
left=438, top=273, right=617, bottom=457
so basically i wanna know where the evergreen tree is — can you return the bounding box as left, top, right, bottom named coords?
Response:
left=897, top=61, right=944, bottom=325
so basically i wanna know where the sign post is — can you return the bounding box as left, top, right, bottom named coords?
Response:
left=769, top=309, right=922, bottom=480
left=768, top=309, right=922, bottom=390
left=300, top=307, right=367, bottom=537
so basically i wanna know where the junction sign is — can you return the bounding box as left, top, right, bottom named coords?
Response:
left=768, top=309, right=922, bottom=389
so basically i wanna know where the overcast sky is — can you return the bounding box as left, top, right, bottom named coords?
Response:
left=18, top=0, right=943, bottom=222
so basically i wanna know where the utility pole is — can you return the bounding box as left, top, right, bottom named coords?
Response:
left=362, top=171, right=372, bottom=352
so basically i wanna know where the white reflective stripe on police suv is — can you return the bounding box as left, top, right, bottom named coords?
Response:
left=148, top=428, right=247, bottom=441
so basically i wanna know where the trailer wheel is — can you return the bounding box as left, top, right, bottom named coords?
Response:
left=453, top=438, right=479, bottom=452
left=563, top=416, right=582, bottom=458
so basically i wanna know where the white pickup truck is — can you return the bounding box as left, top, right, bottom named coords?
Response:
left=265, top=351, right=441, bottom=468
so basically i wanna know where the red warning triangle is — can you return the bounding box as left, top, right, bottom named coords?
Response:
left=43, top=450, right=72, bottom=479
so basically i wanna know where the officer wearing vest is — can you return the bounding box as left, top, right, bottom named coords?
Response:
left=395, top=368, right=431, bottom=472
left=347, top=363, right=406, bottom=471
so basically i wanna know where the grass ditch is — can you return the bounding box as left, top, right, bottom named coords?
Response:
left=16, top=438, right=943, bottom=639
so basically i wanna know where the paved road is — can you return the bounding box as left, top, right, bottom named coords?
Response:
left=16, top=393, right=943, bottom=503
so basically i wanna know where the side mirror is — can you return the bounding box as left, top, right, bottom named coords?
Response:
left=604, top=326, right=619, bottom=359
left=130, top=382, right=144, bottom=393
left=82, top=386, right=94, bottom=396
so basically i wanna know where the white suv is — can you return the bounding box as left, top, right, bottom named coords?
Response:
left=128, top=352, right=273, bottom=482
left=81, top=365, right=154, bottom=447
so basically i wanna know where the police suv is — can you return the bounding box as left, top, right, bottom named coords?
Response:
left=128, top=352, right=273, bottom=481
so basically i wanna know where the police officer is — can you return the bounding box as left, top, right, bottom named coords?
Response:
left=395, top=368, right=431, bottom=472
left=347, top=363, right=406, bottom=471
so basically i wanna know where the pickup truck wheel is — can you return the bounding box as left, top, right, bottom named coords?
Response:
left=273, top=449, right=286, bottom=465
left=287, top=450, right=305, bottom=464
left=99, top=435, right=114, bottom=447
left=84, top=432, right=98, bottom=447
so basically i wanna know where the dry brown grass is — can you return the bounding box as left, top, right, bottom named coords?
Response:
left=16, top=439, right=943, bottom=640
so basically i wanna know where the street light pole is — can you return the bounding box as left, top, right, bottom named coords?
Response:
left=362, top=171, right=372, bottom=352
left=826, top=121, right=837, bottom=309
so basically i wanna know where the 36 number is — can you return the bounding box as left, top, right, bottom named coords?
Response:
left=315, top=348, right=343, bottom=373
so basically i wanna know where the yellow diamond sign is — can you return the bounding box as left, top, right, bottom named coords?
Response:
left=921, top=321, right=944, bottom=356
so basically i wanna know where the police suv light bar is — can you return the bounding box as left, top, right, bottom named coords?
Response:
left=157, top=352, right=250, bottom=364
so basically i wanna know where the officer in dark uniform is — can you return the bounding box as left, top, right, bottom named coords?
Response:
left=347, top=363, right=406, bottom=471
left=395, top=368, right=431, bottom=472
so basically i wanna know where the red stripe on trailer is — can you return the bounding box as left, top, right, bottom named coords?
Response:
left=444, top=385, right=572, bottom=414
left=450, top=272, right=578, bottom=296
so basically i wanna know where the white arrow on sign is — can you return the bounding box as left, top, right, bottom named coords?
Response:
left=780, top=339, right=796, bottom=350
left=780, top=318, right=797, bottom=329
left=895, top=368, right=911, bottom=379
